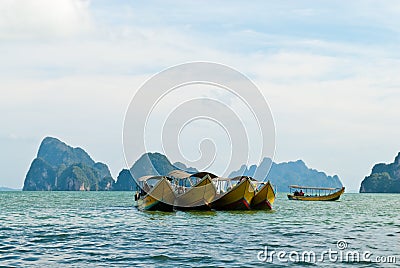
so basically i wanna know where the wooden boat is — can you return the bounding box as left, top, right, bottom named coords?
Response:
left=210, top=176, right=256, bottom=210
left=174, top=174, right=217, bottom=210
left=287, top=185, right=345, bottom=201
left=135, top=176, right=176, bottom=211
left=250, top=180, right=276, bottom=210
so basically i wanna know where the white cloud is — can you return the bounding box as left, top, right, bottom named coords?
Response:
left=0, top=0, right=92, bottom=39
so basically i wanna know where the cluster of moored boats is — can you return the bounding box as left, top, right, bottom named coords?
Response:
left=133, top=170, right=276, bottom=212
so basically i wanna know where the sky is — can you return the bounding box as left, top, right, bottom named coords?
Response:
left=1, top=0, right=400, bottom=191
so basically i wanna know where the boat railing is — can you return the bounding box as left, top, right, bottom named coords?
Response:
left=289, top=185, right=342, bottom=196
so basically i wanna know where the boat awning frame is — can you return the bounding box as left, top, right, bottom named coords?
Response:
left=289, top=185, right=339, bottom=191
left=137, top=175, right=166, bottom=182
left=168, top=170, right=192, bottom=179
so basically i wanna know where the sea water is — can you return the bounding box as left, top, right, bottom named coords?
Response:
left=0, top=192, right=399, bottom=267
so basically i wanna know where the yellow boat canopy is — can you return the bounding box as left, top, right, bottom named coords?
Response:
left=289, top=185, right=339, bottom=191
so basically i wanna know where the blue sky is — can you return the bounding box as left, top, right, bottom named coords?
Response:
left=1, top=0, right=400, bottom=191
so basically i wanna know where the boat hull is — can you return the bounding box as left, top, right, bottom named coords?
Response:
left=174, top=176, right=217, bottom=211
left=210, top=178, right=255, bottom=210
left=251, top=181, right=276, bottom=210
left=287, top=187, right=345, bottom=201
left=137, top=197, right=174, bottom=212
left=136, top=177, right=175, bottom=212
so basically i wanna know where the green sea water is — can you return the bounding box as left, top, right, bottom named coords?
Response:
left=0, top=192, right=399, bottom=267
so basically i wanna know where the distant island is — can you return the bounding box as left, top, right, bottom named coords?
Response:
left=23, top=137, right=114, bottom=191
left=0, top=187, right=20, bottom=191
left=229, top=159, right=342, bottom=191
left=22, top=137, right=195, bottom=191
left=113, top=153, right=196, bottom=191
left=23, top=137, right=343, bottom=191
left=360, top=152, right=400, bottom=193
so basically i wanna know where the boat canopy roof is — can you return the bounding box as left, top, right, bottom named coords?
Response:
left=215, top=176, right=252, bottom=181
left=168, top=170, right=191, bottom=179
left=289, top=185, right=339, bottom=191
left=168, top=170, right=219, bottom=179
left=213, top=177, right=231, bottom=181
left=137, top=175, right=165, bottom=182
left=191, top=171, right=218, bottom=179
left=232, top=176, right=255, bottom=181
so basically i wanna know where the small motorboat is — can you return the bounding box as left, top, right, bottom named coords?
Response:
left=287, top=185, right=345, bottom=201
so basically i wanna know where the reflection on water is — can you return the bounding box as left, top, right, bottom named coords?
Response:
left=0, top=192, right=399, bottom=267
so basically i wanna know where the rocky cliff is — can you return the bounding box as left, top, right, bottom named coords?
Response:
left=360, top=153, right=400, bottom=193
left=229, top=157, right=343, bottom=191
left=23, top=137, right=114, bottom=191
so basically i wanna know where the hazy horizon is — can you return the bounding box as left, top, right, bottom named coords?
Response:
left=1, top=1, right=400, bottom=191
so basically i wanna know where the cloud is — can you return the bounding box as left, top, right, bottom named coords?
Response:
left=0, top=0, right=92, bottom=40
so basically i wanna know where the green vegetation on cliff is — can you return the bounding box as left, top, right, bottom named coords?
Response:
left=23, top=158, right=56, bottom=191
left=360, top=153, right=400, bottom=193
left=113, top=169, right=137, bottom=191
left=23, top=137, right=114, bottom=191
